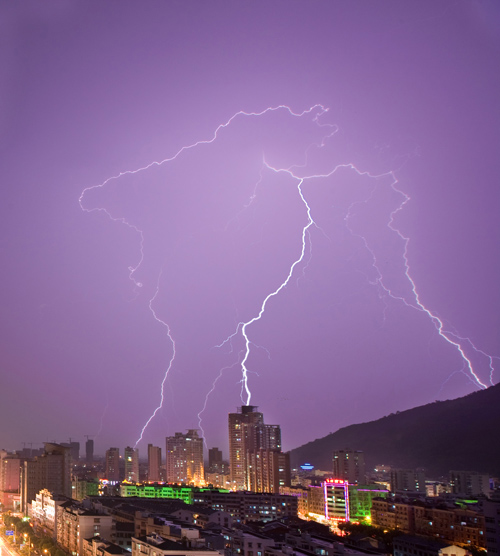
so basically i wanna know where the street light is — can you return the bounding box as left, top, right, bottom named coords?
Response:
left=23, top=533, right=31, bottom=556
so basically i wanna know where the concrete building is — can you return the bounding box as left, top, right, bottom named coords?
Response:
left=204, top=471, right=230, bottom=489
left=332, top=451, right=365, bottom=485
left=322, top=479, right=388, bottom=524
left=228, top=405, right=265, bottom=490
left=125, top=447, right=140, bottom=483
left=73, top=478, right=100, bottom=501
left=86, top=439, right=94, bottom=465
left=393, top=536, right=471, bottom=556
left=120, top=483, right=195, bottom=503
left=131, top=534, right=218, bottom=556
left=105, top=448, right=120, bottom=481
left=0, top=450, right=21, bottom=511
left=133, top=514, right=206, bottom=548
left=206, top=447, right=229, bottom=487
left=247, top=449, right=290, bottom=493
left=371, top=498, right=485, bottom=548
left=31, top=488, right=70, bottom=539
left=208, top=447, right=223, bottom=473
left=82, top=537, right=129, bottom=556
left=147, top=444, right=162, bottom=482
left=61, top=441, right=80, bottom=463
left=228, top=405, right=289, bottom=492
left=390, top=468, right=426, bottom=493
left=226, top=530, right=275, bottom=556
left=449, top=470, right=491, bottom=497
left=193, top=489, right=297, bottom=523
left=57, top=503, right=113, bottom=556
left=21, top=443, right=71, bottom=514
left=484, top=493, right=500, bottom=555
left=166, top=430, right=204, bottom=485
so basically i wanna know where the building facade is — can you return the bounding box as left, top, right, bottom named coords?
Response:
left=21, top=443, right=71, bottom=513
left=193, top=490, right=298, bottom=523
left=147, top=444, right=162, bottom=482
left=124, top=447, right=140, bottom=482
left=0, top=450, right=21, bottom=511
left=371, top=498, right=485, bottom=548
left=57, top=503, right=113, bottom=556
left=105, top=448, right=120, bottom=481
left=332, top=450, right=365, bottom=485
left=228, top=405, right=290, bottom=492
left=390, top=468, right=426, bottom=493
left=165, top=430, right=204, bottom=485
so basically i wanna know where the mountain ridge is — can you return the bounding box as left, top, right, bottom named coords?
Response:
left=289, top=382, right=500, bottom=477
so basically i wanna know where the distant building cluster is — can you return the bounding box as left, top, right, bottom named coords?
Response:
left=1, top=408, right=500, bottom=556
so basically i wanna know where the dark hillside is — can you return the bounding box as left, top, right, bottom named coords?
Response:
left=290, top=383, right=500, bottom=477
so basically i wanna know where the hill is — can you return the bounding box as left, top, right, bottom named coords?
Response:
left=289, top=382, right=500, bottom=477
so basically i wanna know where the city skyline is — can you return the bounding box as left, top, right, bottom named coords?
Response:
left=1, top=1, right=499, bottom=455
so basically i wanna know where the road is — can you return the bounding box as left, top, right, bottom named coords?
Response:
left=0, top=535, right=19, bottom=556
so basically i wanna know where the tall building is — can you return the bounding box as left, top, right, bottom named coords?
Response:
left=484, top=492, right=500, bottom=555
left=105, top=447, right=120, bottom=481
left=61, top=441, right=80, bottom=463
left=21, top=443, right=71, bottom=513
left=449, top=470, right=491, bottom=497
left=85, top=438, right=94, bottom=465
left=332, top=450, right=365, bottom=484
left=0, top=450, right=21, bottom=511
left=147, top=444, right=162, bottom=482
left=124, top=446, right=139, bottom=482
left=228, top=405, right=290, bottom=492
left=208, top=447, right=223, bottom=472
left=390, top=468, right=426, bottom=493
left=165, top=430, right=204, bottom=485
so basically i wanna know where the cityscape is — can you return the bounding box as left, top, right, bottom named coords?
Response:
left=2, top=3, right=499, bottom=556
left=1, top=403, right=500, bottom=555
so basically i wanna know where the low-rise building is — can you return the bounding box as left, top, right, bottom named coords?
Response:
left=393, top=535, right=471, bottom=556
left=192, top=490, right=297, bottom=523
left=226, top=530, right=275, bottom=556
left=30, top=488, right=70, bottom=539
left=131, top=534, right=219, bottom=556
left=372, top=498, right=485, bottom=548
left=57, top=503, right=114, bottom=556
left=82, top=536, right=129, bottom=556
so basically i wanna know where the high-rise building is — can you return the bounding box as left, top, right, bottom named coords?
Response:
left=105, top=447, right=120, bottom=481
left=390, top=468, right=426, bottom=493
left=208, top=447, right=223, bottom=472
left=228, top=405, right=290, bottom=492
left=332, top=450, right=365, bottom=484
left=0, top=450, right=21, bottom=511
left=85, top=438, right=94, bottom=465
left=449, top=470, right=491, bottom=497
left=21, top=443, right=71, bottom=513
left=147, top=444, right=162, bottom=482
left=124, top=446, right=139, bottom=482
left=61, top=441, right=80, bottom=463
left=165, top=430, right=204, bottom=485
left=484, top=492, right=500, bottom=555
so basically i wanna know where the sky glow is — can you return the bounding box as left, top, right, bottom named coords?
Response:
left=1, top=1, right=499, bottom=455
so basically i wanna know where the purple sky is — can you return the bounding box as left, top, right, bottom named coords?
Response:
left=1, top=1, right=499, bottom=459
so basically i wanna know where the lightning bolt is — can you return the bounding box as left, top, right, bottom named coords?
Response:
left=81, top=103, right=496, bottom=444
left=336, top=171, right=493, bottom=390
left=220, top=155, right=495, bottom=401
left=134, top=271, right=176, bottom=447
left=94, top=393, right=109, bottom=440
left=197, top=359, right=242, bottom=450
left=79, top=103, right=330, bottom=439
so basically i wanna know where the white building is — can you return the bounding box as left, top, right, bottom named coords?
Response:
left=57, top=503, right=113, bottom=556
left=132, top=534, right=220, bottom=556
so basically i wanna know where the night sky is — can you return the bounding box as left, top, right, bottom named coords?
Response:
left=1, top=1, right=499, bottom=458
